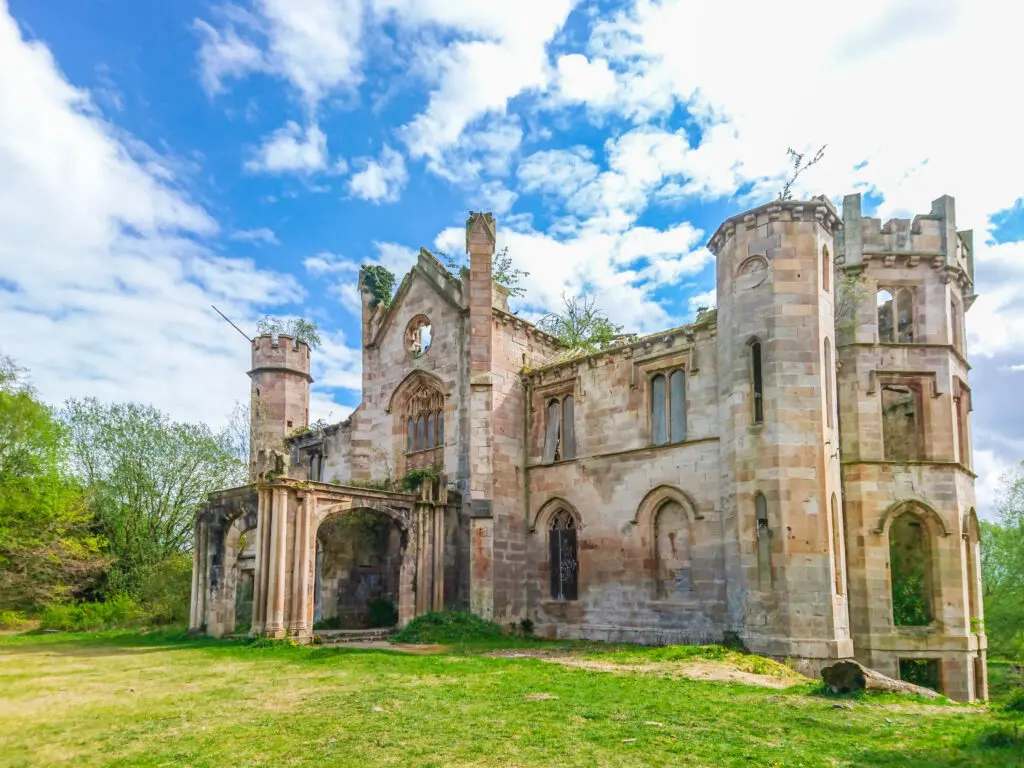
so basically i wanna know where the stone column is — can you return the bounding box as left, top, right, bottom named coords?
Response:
left=288, top=494, right=312, bottom=639
left=188, top=517, right=202, bottom=631
left=265, top=488, right=287, bottom=637
left=251, top=488, right=268, bottom=635
left=433, top=507, right=444, bottom=611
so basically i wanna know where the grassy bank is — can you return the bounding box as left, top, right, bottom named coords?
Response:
left=0, top=631, right=1021, bottom=767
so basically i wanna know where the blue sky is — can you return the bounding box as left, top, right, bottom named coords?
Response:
left=1, top=0, right=1023, bottom=517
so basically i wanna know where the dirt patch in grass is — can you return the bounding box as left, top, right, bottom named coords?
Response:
left=486, top=645, right=807, bottom=689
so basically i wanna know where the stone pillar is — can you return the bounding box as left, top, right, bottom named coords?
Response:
left=433, top=507, right=444, bottom=611
left=398, top=515, right=418, bottom=627
left=288, top=494, right=312, bottom=639
left=265, top=488, right=288, bottom=637
left=188, top=517, right=202, bottom=631
left=251, top=488, right=269, bottom=635
left=466, top=211, right=496, bottom=620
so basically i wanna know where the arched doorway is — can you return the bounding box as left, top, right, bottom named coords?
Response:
left=313, top=508, right=406, bottom=630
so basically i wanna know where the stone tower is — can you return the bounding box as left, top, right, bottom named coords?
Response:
left=248, top=334, right=312, bottom=479
left=711, top=197, right=853, bottom=673
left=836, top=194, right=985, bottom=701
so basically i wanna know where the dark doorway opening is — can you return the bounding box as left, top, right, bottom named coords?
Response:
left=899, top=658, right=941, bottom=693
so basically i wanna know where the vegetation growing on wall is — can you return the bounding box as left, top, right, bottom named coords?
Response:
left=441, top=246, right=529, bottom=298
left=538, top=293, right=624, bottom=353
left=361, top=265, right=397, bottom=309
left=256, top=316, right=322, bottom=349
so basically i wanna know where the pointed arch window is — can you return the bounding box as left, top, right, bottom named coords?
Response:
left=404, top=380, right=445, bottom=457
left=889, top=511, right=933, bottom=626
left=650, top=369, right=687, bottom=446
left=549, top=510, right=578, bottom=601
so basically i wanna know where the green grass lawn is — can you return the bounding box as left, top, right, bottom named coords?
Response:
left=0, top=631, right=1021, bottom=768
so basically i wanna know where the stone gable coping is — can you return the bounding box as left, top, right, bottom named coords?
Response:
left=492, top=307, right=564, bottom=350
left=522, top=315, right=717, bottom=386
left=368, top=252, right=467, bottom=350
left=707, top=196, right=842, bottom=255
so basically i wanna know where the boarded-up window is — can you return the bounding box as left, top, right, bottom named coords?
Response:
left=426, top=413, right=436, bottom=449
left=549, top=510, right=578, bottom=601
left=751, top=342, right=764, bottom=424
left=824, top=338, right=834, bottom=429
left=890, top=512, right=933, bottom=626
left=670, top=370, right=687, bottom=443
left=755, top=493, right=771, bottom=589
left=882, top=384, right=922, bottom=461
left=562, top=396, right=576, bottom=460
left=543, top=399, right=561, bottom=464
left=655, top=501, right=692, bottom=598
left=651, top=374, right=667, bottom=445
left=831, top=493, right=845, bottom=595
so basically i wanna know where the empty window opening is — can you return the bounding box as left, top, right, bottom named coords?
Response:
left=877, top=288, right=915, bottom=343
left=651, top=369, right=687, bottom=446
left=899, top=659, right=941, bottom=693
left=406, top=316, right=433, bottom=357
left=751, top=342, right=764, bottom=424
left=890, top=512, right=933, bottom=626
left=549, top=510, right=578, bottom=601
left=655, top=501, right=693, bottom=598
left=881, top=384, right=923, bottom=461
left=755, top=492, right=772, bottom=589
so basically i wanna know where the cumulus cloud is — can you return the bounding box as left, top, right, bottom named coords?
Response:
left=0, top=4, right=359, bottom=426
left=245, top=121, right=329, bottom=174
left=348, top=144, right=408, bottom=203
left=230, top=227, right=279, bottom=245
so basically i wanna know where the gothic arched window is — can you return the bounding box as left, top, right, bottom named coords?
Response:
left=404, top=380, right=445, bottom=460
left=549, top=510, right=578, bottom=601
left=651, top=370, right=687, bottom=446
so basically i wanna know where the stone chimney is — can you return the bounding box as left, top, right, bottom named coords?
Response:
left=465, top=211, right=496, bottom=619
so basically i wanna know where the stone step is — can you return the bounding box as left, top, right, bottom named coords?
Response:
left=316, top=627, right=395, bottom=644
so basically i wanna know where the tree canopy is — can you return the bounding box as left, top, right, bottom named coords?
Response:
left=256, top=316, right=322, bottom=349
left=981, top=467, right=1024, bottom=659
left=0, top=357, right=104, bottom=610
left=538, top=293, right=624, bottom=353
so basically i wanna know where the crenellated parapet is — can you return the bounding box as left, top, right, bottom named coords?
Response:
left=707, top=196, right=842, bottom=255
left=249, top=334, right=313, bottom=381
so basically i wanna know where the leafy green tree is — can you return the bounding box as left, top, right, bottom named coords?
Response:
left=0, top=356, right=104, bottom=610
left=255, top=316, right=322, bottom=349
left=982, top=467, right=1024, bottom=659
left=538, top=293, right=624, bottom=353
left=63, top=398, right=245, bottom=595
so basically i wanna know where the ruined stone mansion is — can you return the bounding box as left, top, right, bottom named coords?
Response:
left=189, top=193, right=987, bottom=701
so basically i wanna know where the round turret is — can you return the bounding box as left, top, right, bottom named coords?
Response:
left=248, top=334, right=313, bottom=479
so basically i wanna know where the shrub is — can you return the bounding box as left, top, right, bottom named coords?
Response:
left=39, top=594, right=144, bottom=632
left=0, top=610, right=31, bottom=630
left=391, top=611, right=504, bottom=644
left=367, top=599, right=398, bottom=628
left=1005, top=689, right=1024, bottom=714
left=132, top=553, right=192, bottom=625
left=976, top=726, right=1024, bottom=750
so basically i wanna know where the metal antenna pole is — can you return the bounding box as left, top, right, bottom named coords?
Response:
left=212, top=305, right=253, bottom=342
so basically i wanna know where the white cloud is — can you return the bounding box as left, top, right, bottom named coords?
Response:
left=245, top=120, right=328, bottom=174
left=555, top=54, right=618, bottom=106
left=304, top=251, right=354, bottom=275
left=0, top=4, right=342, bottom=427
left=376, top=0, right=578, bottom=163
left=230, top=227, right=279, bottom=245
left=517, top=146, right=599, bottom=196
left=195, top=0, right=365, bottom=106
left=687, top=288, right=716, bottom=316
left=348, top=144, right=408, bottom=203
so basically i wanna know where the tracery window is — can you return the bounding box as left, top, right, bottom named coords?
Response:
left=549, top=510, right=578, bottom=601
left=877, top=288, right=915, bottom=343
left=650, top=369, right=687, bottom=446
left=405, top=383, right=444, bottom=454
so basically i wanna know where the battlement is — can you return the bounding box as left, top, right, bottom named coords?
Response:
left=707, top=196, right=842, bottom=255
left=249, top=334, right=313, bottom=380
left=840, top=194, right=974, bottom=284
